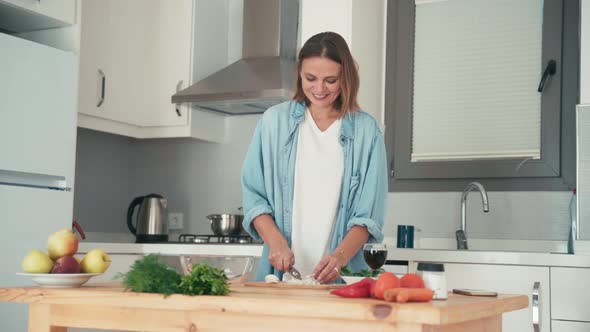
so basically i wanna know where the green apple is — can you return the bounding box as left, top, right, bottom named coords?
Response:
left=22, top=249, right=54, bottom=273
left=47, top=228, right=79, bottom=260
left=80, top=249, right=111, bottom=273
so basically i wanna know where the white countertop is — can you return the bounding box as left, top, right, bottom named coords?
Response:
left=382, top=237, right=590, bottom=268
left=78, top=242, right=263, bottom=257
left=388, top=248, right=590, bottom=268
left=79, top=235, right=590, bottom=268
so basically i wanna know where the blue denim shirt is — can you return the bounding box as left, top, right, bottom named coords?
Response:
left=241, top=101, right=387, bottom=281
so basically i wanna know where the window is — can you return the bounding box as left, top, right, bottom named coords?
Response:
left=384, top=0, right=579, bottom=191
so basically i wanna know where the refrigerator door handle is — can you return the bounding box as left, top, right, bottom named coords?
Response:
left=0, top=170, right=70, bottom=191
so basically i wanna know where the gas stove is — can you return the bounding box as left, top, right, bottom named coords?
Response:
left=176, top=234, right=262, bottom=244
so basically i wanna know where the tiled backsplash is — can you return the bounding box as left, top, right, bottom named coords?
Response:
left=75, top=116, right=572, bottom=242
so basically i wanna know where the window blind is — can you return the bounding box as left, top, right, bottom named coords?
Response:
left=411, top=0, right=543, bottom=162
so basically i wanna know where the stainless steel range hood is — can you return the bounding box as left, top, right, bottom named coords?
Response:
left=172, top=0, right=299, bottom=115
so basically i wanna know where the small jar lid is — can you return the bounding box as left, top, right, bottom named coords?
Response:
left=417, top=262, right=445, bottom=272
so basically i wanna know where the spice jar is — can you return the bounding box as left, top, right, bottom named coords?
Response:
left=417, top=262, right=447, bottom=300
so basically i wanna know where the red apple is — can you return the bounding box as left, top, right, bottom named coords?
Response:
left=51, top=256, right=81, bottom=273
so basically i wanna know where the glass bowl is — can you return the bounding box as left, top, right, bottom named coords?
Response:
left=179, top=255, right=255, bottom=284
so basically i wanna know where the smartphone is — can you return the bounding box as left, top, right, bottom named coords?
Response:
left=452, top=288, right=498, bottom=297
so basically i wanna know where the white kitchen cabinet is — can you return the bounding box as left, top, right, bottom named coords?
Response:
left=552, top=320, right=590, bottom=332
left=551, top=267, right=590, bottom=324
left=77, top=0, right=226, bottom=141
left=442, top=263, right=550, bottom=332
left=0, top=0, right=76, bottom=32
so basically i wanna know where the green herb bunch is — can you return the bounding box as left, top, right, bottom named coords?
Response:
left=119, top=254, right=181, bottom=296
left=178, top=263, right=229, bottom=296
left=340, top=265, right=384, bottom=277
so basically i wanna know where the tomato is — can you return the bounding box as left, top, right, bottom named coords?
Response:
left=372, top=272, right=400, bottom=299
left=400, top=273, right=425, bottom=288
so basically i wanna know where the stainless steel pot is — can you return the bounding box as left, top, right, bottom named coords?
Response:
left=207, top=214, right=244, bottom=236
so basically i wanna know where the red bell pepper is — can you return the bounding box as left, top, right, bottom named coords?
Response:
left=330, top=277, right=375, bottom=298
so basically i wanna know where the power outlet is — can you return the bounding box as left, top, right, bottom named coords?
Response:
left=168, top=212, right=184, bottom=230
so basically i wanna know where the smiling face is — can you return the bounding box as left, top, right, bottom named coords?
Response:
left=299, top=56, right=342, bottom=111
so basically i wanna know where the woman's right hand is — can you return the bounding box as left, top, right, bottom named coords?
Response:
left=252, top=214, right=294, bottom=272
left=267, top=240, right=295, bottom=272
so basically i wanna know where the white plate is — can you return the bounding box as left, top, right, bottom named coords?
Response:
left=341, top=276, right=378, bottom=285
left=16, top=273, right=101, bottom=288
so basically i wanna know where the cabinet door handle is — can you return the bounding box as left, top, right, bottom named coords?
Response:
left=175, top=80, right=183, bottom=117
left=532, top=281, right=541, bottom=332
left=97, top=69, right=106, bottom=108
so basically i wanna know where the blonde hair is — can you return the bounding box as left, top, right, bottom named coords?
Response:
left=293, top=32, right=360, bottom=115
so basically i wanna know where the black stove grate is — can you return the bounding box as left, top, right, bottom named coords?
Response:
left=177, top=234, right=260, bottom=244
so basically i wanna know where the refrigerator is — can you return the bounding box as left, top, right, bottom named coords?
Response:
left=0, top=32, right=78, bottom=331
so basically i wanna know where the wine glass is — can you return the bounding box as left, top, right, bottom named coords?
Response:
left=363, top=243, right=388, bottom=270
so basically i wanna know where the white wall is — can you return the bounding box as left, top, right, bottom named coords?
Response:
left=74, top=128, right=135, bottom=233
left=582, top=0, right=590, bottom=104
left=299, top=0, right=385, bottom=124
left=130, top=116, right=258, bottom=237
left=299, top=0, right=352, bottom=47
left=351, top=0, right=386, bottom=127
left=74, top=117, right=258, bottom=238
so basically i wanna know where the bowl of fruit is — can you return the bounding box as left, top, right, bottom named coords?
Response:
left=18, top=228, right=111, bottom=288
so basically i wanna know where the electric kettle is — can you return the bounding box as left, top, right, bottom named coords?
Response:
left=127, top=193, right=168, bottom=243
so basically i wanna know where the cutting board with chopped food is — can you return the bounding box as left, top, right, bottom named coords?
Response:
left=244, top=282, right=345, bottom=290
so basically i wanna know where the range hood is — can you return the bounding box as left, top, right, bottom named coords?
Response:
left=172, top=0, right=299, bottom=115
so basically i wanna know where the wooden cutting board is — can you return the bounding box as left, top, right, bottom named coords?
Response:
left=244, top=282, right=345, bottom=290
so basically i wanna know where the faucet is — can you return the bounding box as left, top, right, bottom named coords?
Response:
left=456, top=182, right=490, bottom=250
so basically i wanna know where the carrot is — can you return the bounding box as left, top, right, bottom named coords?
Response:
left=383, top=288, right=434, bottom=303
left=383, top=288, right=403, bottom=302
left=398, top=288, right=434, bottom=303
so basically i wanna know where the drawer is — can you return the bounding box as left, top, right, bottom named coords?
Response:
left=552, top=320, right=590, bottom=332
left=551, top=267, right=590, bottom=322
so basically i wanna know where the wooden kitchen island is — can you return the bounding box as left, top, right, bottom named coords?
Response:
left=0, top=282, right=527, bottom=332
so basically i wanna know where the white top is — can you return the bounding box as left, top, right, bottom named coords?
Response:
left=291, top=108, right=344, bottom=276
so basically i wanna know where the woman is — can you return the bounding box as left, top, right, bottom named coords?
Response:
left=241, top=31, right=387, bottom=283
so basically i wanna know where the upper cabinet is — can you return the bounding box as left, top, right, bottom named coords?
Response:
left=77, top=0, right=226, bottom=141
left=0, top=0, right=76, bottom=32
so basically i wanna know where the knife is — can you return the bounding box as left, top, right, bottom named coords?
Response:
left=289, top=266, right=302, bottom=280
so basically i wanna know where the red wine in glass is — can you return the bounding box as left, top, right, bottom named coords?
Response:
left=363, top=243, right=388, bottom=270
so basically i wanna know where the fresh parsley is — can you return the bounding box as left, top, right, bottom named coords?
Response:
left=118, top=255, right=230, bottom=297
left=340, top=265, right=384, bottom=277
left=179, top=263, right=229, bottom=296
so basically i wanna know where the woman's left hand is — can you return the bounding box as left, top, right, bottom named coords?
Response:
left=312, top=253, right=346, bottom=284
